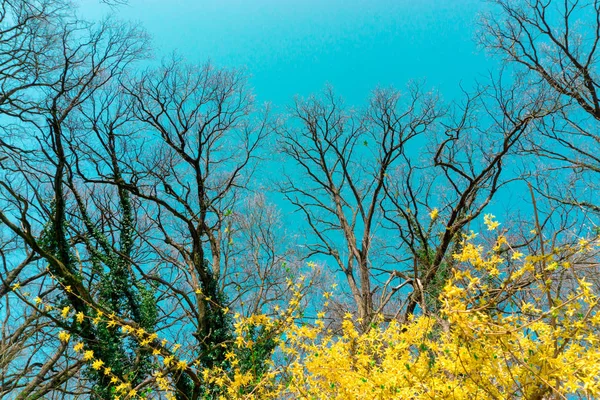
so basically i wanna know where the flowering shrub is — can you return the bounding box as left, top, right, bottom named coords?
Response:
left=207, top=225, right=600, bottom=399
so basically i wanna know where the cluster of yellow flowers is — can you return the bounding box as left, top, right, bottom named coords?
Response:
left=11, top=272, right=188, bottom=400
left=200, top=218, right=600, bottom=399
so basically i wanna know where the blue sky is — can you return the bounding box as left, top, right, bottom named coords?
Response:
left=75, top=0, right=520, bottom=232
left=79, top=0, right=493, bottom=107
left=76, top=0, right=524, bottom=244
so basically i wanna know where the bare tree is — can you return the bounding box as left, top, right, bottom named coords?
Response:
left=0, top=0, right=67, bottom=118
left=115, top=58, right=271, bottom=345
left=383, top=73, right=555, bottom=321
left=221, top=193, right=313, bottom=317
left=277, top=74, right=556, bottom=328
left=481, top=0, right=600, bottom=216
left=0, top=2, right=152, bottom=397
left=277, top=85, right=441, bottom=328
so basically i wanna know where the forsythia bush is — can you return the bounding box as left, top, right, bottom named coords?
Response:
left=209, top=226, right=600, bottom=400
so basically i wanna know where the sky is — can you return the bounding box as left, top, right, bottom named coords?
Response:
left=74, top=0, right=521, bottom=246
left=72, top=0, right=536, bottom=292
left=77, top=0, right=494, bottom=108
left=73, top=0, right=517, bottom=236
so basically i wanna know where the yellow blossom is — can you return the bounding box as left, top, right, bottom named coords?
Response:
left=61, top=306, right=70, bottom=319
left=76, top=311, right=84, bottom=323
left=83, top=350, right=94, bottom=361
left=483, top=214, right=500, bottom=230
left=92, top=359, right=104, bottom=370
left=93, top=311, right=103, bottom=325
left=73, top=342, right=84, bottom=352
left=177, top=359, right=188, bottom=370
left=429, top=207, right=439, bottom=220
left=58, top=331, right=71, bottom=342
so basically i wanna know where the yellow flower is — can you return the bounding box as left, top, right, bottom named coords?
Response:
left=11, top=282, right=20, bottom=291
left=92, top=359, right=104, bottom=370
left=172, top=343, right=181, bottom=351
left=83, top=350, right=94, bottom=361
left=93, top=311, right=103, bottom=324
left=429, top=208, right=439, bottom=220
left=128, top=389, right=137, bottom=398
left=73, top=342, right=84, bottom=352
left=153, top=348, right=161, bottom=356
left=177, top=359, right=188, bottom=370
left=511, top=251, right=524, bottom=260
left=61, top=306, right=71, bottom=319
left=58, top=331, right=71, bottom=342
left=103, top=367, right=112, bottom=375
left=483, top=214, right=500, bottom=231
left=76, top=311, right=84, bottom=323
left=34, top=297, right=42, bottom=305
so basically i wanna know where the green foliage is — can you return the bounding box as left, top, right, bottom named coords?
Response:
left=192, top=261, right=278, bottom=399
left=88, top=191, right=158, bottom=399
left=38, top=199, right=76, bottom=277
left=236, top=325, right=278, bottom=387
left=415, top=247, right=450, bottom=313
